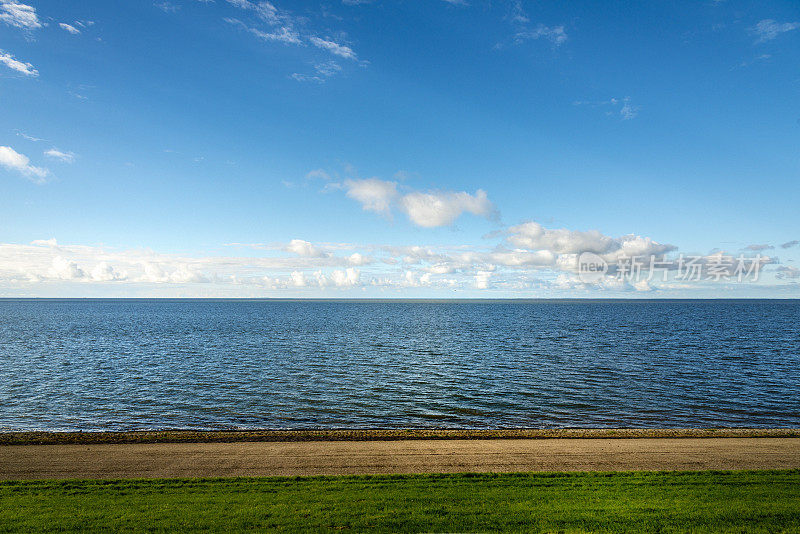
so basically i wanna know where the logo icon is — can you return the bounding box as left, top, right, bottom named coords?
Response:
left=577, top=252, right=607, bottom=283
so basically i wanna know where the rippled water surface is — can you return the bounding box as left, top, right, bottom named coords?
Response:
left=1, top=299, right=799, bottom=431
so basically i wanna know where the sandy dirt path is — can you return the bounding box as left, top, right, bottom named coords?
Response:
left=2, top=438, right=799, bottom=479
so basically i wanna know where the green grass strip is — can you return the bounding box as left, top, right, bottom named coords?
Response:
left=1, top=470, right=798, bottom=532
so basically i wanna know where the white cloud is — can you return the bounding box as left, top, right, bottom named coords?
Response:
left=290, top=270, right=307, bottom=287
left=489, top=249, right=555, bottom=267
left=475, top=270, right=491, bottom=289
left=224, top=1, right=306, bottom=45
left=139, top=262, right=209, bottom=283
left=515, top=24, right=567, bottom=46
left=0, top=228, right=783, bottom=297
left=0, top=50, right=38, bottom=76
left=44, top=148, right=76, bottom=163
left=309, top=36, right=357, bottom=60
left=315, top=61, right=341, bottom=76
left=341, top=177, right=496, bottom=228
left=306, top=168, right=332, bottom=181
left=227, top=0, right=285, bottom=25
left=285, top=239, right=327, bottom=258
left=574, top=97, right=639, bottom=120
left=347, top=252, right=372, bottom=265
left=90, top=262, right=126, bottom=282
left=506, top=221, right=675, bottom=267
left=251, top=25, right=301, bottom=44
left=155, top=1, right=180, bottom=13
left=619, top=100, right=638, bottom=120
left=0, top=146, right=49, bottom=183
left=0, top=1, right=41, bottom=30
left=292, top=61, right=343, bottom=83
left=752, top=19, right=800, bottom=43
left=399, top=189, right=494, bottom=228
left=507, top=3, right=566, bottom=47
left=507, top=222, right=614, bottom=254
left=344, top=178, right=398, bottom=215
left=330, top=267, right=360, bottom=287
left=224, top=18, right=301, bottom=45
left=216, top=1, right=361, bottom=75
left=59, top=22, right=80, bottom=34
left=776, top=266, right=800, bottom=280
left=51, top=257, right=85, bottom=280
left=291, top=73, right=324, bottom=83
left=633, top=279, right=652, bottom=292
left=745, top=244, right=773, bottom=251
left=16, top=131, right=44, bottom=142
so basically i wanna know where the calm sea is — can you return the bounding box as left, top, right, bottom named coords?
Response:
left=1, top=299, right=798, bottom=431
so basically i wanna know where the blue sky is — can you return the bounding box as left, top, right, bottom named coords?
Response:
left=1, top=0, right=798, bottom=297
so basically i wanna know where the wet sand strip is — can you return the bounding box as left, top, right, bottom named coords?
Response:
left=2, top=428, right=799, bottom=446
left=2, top=437, right=799, bottom=480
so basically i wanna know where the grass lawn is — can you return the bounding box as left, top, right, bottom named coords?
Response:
left=1, top=470, right=798, bottom=532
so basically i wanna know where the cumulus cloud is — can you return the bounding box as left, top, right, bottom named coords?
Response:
left=0, top=50, right=38, bottom=76
left=0, top=1, right=41, bottom=30
left=344, top=178, right=398, bottom=215
left=474, top=270, right=491, bottom=289
left=285, top=239, right=327, bottom=258
left=0, top=229, right=785, bottom=297
left=0, top=146, right=49, bottom=183
left=341, top=177, right=496, bottom=228
left=290, top=270, right=307, bottom=287
left=50, top=257, right=85, bottom=280
left=348, top=252, right=372, bottom=265
left=507, top=222, right=613, bottom=254
left=90, top=262, right=126, bottom=282
left=44, top=148, right=76, bottom=163
left=506, top=221, right=674, bottom=262
left=752, top=19, right=800, bottom=43
left=328, top=267, right=360, bottom=287
left=399, top=189, right=494, bottom=228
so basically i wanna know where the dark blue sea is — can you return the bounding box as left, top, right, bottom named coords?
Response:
left=1, top=299, right=798, bottom=431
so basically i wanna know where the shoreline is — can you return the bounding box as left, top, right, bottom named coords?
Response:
left=2, top=427, right=799, bottom=446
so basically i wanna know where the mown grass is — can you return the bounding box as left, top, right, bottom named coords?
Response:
left=1, top=470, right=798, bottom=532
